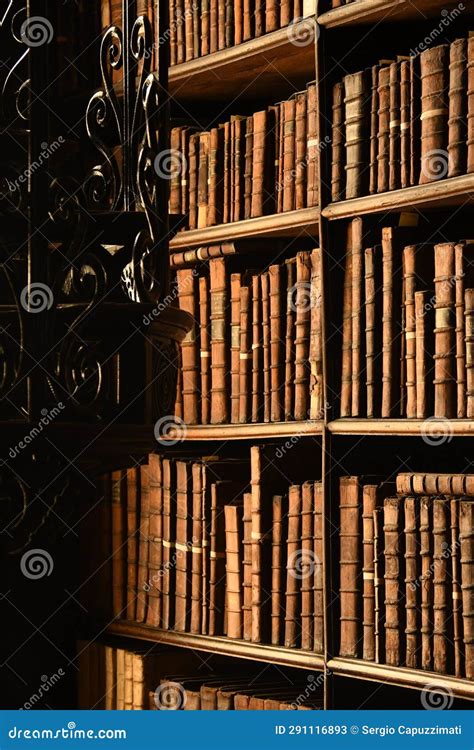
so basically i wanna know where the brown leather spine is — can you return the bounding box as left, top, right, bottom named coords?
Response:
left=217, top=0, right=225, bottom=49
left=190, top=462, right=203, bottom=634
left=210, top=257, right=229, bottom=424
left=261, top=271, right=271, bottom=423
left=104, top=645, right=115, bottom=710
left=389, top=62, right=401, bottom=191
left=111, top=470, right=126, bottom=619
left=201, top=464, right=212, bottom=635
left=230, top=273, right=242, bottom=424
left=468, top=37, right=474, bottom=173
left=373, top=507, right=385, bottom=663
left=188, top=133, right=199, bottom=230
left=271, top=494, right=285, bottom=646
left=313, top=480, right=324, bottom=654
left=161, top=459, right=176, bottom=630
left=409, top=54, right=421, bottom=186
left=174, top=461, right=191, bottom=631
left=136, top=466, right=150, bottom=623
left=184, top=0, right=194, bottom=60
left=208, top=126, right=224, bottom=227
left=419, top=44, right=449, bottom=184
left=362, top=484, right=378, bottom=661
left=400, top=60, right=410, bottom=188
left=177, top=268, right=200, bottom=424
left=309, top=248, right=323, bottom=419
left=243, top=116, right=254, bottom=220
left=340, top=229, right=353, bottom=417
left=199, top=274, right=211, bottom=425
left=369, top=65, right=380, bottom=194
left=403, top=245, right=417, bottom=418
left=381, top=227, right=402, bottom=418
left=377, top=66, right=390, bottom=193
left=251, top=273, right=263, bottom=423
left=415, top=290, right=434, bottom=419
left=294, top=251, right=312, bottom=420
left=269, top=264, right=284, bottom=422
left=397, top=473, right=474, bottom=497
left=170, top=127, right=182, bottom=216
left=344, top=70, right=368, bottom=199
left=266, top=0, right=278, bottom=31
left=224, top=503, right=244, bottom=639
left=210, top=0, right=218, bottom=52
left=282, top=98, right=296, bottom=212
left=384, top=496, right=402, bottom=666
left=459, top=500, right=474, bottom=679
left=465, top=288, right=474, bottom=418
left=331, top=82, right=345, bottom=201
left=285, top=484, right=302, bottom=648
left=209, top=482, right=227, bottom=635
left=455, top=242, right=467, bottom=417
left=300, top=481, right=314, bottom=650
left=433, top=497, right=450, bottom=674
left=234, top=0, right=243, bottom=44
left=306, top=81, right=318, bottom=207
left=200, top=0, right=209, bottom=55
left=243, top=0, right=253, bottom=41
left=295, top=91, right=307, bottom=210
left=420, top=496, right=433, bottom=671
left=351, top=218, right=364, bottom=417
left=239, top=283, right=252, bottom=424
left=243, top=492, right=253, bottom=641
left=222, top=121, right=231, bottom=226
left=450, top=498, right=463, bottom=677
left=233, top=116, right=246, bottom=222
left=365, top=246, right=382, bottom=418
left=197, top=132, right=210, bottom=229
left=170, top=0, right=177, bottom=65
left=339, top=476, right=360, bottom=657
left=280, top=0, right=291, bottom=26
left=254, top=0, right=263, bottom=36
left=147, top=455, right=163, bottom=628
left=175, top=0, right=185, bottom=63
left=448, top=38, right=467, bottom=178
left=404, top=496, right=419, bottom=668
left=284, top=258, right=297, bottom=420
left=126, top=467, right=139, bottom=621
left=225, top=0, right=233, bottom=46
left=434, top=242, right=456, bottom=417
left=251, top=111, right=268, bottom=218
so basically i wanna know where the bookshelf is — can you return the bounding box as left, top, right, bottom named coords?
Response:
left=318, top=0, right=464, bottom=27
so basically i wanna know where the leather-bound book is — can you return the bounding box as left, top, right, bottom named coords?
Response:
left=261, top=272, right=271, bottom=422
left=197, top=132, right=210, bottom=229
left=254, top=0, right=263, bottom=36
left=161, top=459, right=176, bottom=630
left=339, top=476, right=361, bottom=657
left=434, top=242, right=456, bottom=417
left=210, top=257, right=229, bottom=424
left=409, top=54, right=421, bottom=186
left=177, top=268, right=200, bottom=424
left=419, top=44, right=449, bottom=184
left=306, top=81, right=318, bottom=207
left=184, top=0, right=194, bottom=60
left=105, top=645, right=115, bottom=710
left=188, top=133, right=199, bottom=231
left=381, top=227, right=403, bottom=418
left=276, top=101, right=285, bottom=214
left=230, top=273, right=242, bottom=424
left=294, top=251, right=312, bottom=420
left=243, top=116, right=254, bottom=220
left=222, top=120, right=231, bottom=225
left=404, top=496, right=419, bottom=668
left=313, top=480, right=324, bottom=653
left=373, top=507, right=385, bottom=663
left=126, top=467, right=139, bottom=621
left=190, top=462, right=204, bottom=634
left=365, top=246, right=382, bottom=418
left=448, top=39, right=467, bottom=177
left=282, top=97, right=296, bottom=212
left=295, top=91, right=307, bottom=210
left=280, top=0, right=291, bottom=26
left=309, top=248, right=323, bottom=419
left=234, top=0, right=243, bottom=44
left=169, top=0, right=177, bottom=65
left=466, top=288, right=474, bottom=418
left=124, top=651, right=133, bottom=710
left=170, top=127, right=182, bottom=216
left=210, top=0, right=218, bottom=52
left=201, top=463, right=212, bottom=634
left=174, top=460, right=192, bottom=632
left=111, top=470, right=126, bottom=619
left=340, top=230, right=353, bottom=417
left=232, top=116, right=246, bottom=222
left=269, top=263, right=284, bottom=422
left=147, top=455, right=163, bottom=628
left=362, top=484, right=378, bottom=661
left=224, top=502, right=244, bottom=639
left=243, top=492, right=253, bottom=641
left=455, top=242, right=474, bottom=417
left=331, top=82, right=345, bottom=201
left=115, top=648, right=125, bottom=710
left=201, top=0, right=210, bottom=55
left=239, top=282, right=252, bottom=423
left=344, top=70, right=368, bottom=199
left=301, top=481, right=314, bottom=650
left=389, top=62, right=401, bottom=191
left=284, top=257, right=297, bottom=420
left=350, top=218, right=364, bottom=417
left=433, top=497, right=451, bottom=674
left=285, top=484, right=302, bottom=648
left=420, top=496, right=433, bottom=670
left=368, top=65, right=380, bottom=194
left=171, top=243, right=238, bottom=269
left=251, top=273, right=263, bottom=423
left=377, top=65, right=391, bottom=193
left=266, top=0, right=278, bottom=31
left=384, top=496, right=403, bottom=666
left=400, top=60, right=410, bottom=188
left=397, top=472, right=474, bottom=496
left=271, top=494, right=285, bottom=646
left=450, top=498, right=463, bottom=677
left=243, top=0, right=253, bottom=41
left=208, top=127, right=224, bottom=227
left=176, top=0, right=185, bottom=63
left=460, top=500, right=474, bottom=679
left=136, top=467, right=150, bottom=623
left=468, top=37, right=474, bottom=173
left=199, top=274, right=211, bottom=425
left=225, top=0, right=233, bottom=46
left=415, top=290, right=435, bottom=419
left=217, top=0, right=225, bottom=49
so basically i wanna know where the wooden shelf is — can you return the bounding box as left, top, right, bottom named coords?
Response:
left=328, top=418, right=474, bottom=436
left=107, top=622, right=324, bottom=671
left=328, top=658, right=474, bottom=700
left=318, top=0, right=467, bottom=28
left=158, top=420, right=323, bottom=442
left=322, top=174, right=474, bottom=220
left=169, top=20, right=316, bottom=101
left=170, top=207, right=319, bottom=251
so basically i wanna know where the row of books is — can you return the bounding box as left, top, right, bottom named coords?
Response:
left=339, top=472, right=474, bottom=680
left=331, top=39, right=474, bottom=201
left=340, top=221, right=474, bottom=419
left=174, top=250, right=322, bottom=425
left=170, top=84, right=318, bottom=230
left=105, top=445, right=323, bottom=649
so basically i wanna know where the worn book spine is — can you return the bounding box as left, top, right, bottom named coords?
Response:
left=419, top=44, right=449, bottom=184
left=450, top=498, right=462, bottom=677
left=147, top=456, right=163, bottom=628
left=184, top=0, right=194, bottom=60
left=455, top=243, right=467, bottom=417
left=243, top=491, right=253, bottom=641
left=251, top=110, right=267, bottom=218
left=388, top=62, right=401, bottom=191
left=126, top=468, right=139, bottom=621
left=243, top=0, right=253, bottom=40
left=313, top=481, right=324, bottom=653
left=306, top=81, right=319, bottom=207
left=448, top=38, right=467, bottom=177
left=217, top=0, right=225, bottom=49
left=233, top=117, right=246, bottom=222
left=197, top=132, right=210, bottom=229
left=400, top=60, right=410, bottom=188
left=177, top=268, right=199, bottom=424
left=309, top=248, right=323, bottom=419
left=225, top=0, right=233, bottom=46
left=161, top=459, right=176, bottom=630
left=420, top=496, right=433, bottom=670
left=340, top=232, right=353, bottom=417
left=331, top=82, right=345, bottom=201
left=251, top=446, right=274, bottom=644
left=434, top=242, right=456, bottom=418
left=136, top=467, right=150, bottom=623
left=404, top=496, right=419, bottom=668
left=377, top=66, right=390, bottom=193
left=294, top=251, right=312, bottom=420
left=276, top=101, right=285, bottom=213
left=403, top=245, right=417, bottom=418
left=187, top=133, right=199, bottom=230
left=269, top=264, right=284, bottom=423
left=384, top=497, right=402, bottom=666
left=243, top=116, right=254, bottom=220
left=208, top=127, right=224, bottom=226
left=201, top=465, right=211, bottom=635
left=261, top=272, right=271, bottom=423
left=365, top=246, right=382, bottom=418
left=468, top=37, right=474, bottom=173
left=210, top=0, right=218, bottom=52
left=409, top=54, right=421, bottom=186
left=300, top=482, right=314, bottom=651
left=174, top=355, right=183, bottom=420
left=344, top=70, right=368, bottom=199
left=368, top=65, right=380, bottom=194
left=251, top=274, right=263, bottom=423
left=239, top=284, right=252, bottom=423
left=433, top=498, right=450, bottom=675
left=280, top=0, right=291, bottom=26
left=282, top=98, right=296, bottom=212
left=209, top=483, right=227, bottom=636
left=285, top=484, right=302, bottom=648
left=233, top=0, right=243, bottom=44
left=381, top=227, right=402, bottom=418
left=174, top=461, right=191, bottom=632
left=225, top=504, right=244, bottom=639
left=339, top=476, right=360, bottom=657
left=265, top=0, right=278, bottom=31
left=271, top=494, right=285, bottom=646
left=210, top=258, right=229, bottom=424
left=284, top=258, right=297, bottom=420
left=460, top=500, right=474, bottom=679
left=465, top=288, right=474, bottom=419
left=396, top=472, right=474, bottom=497
left=199, top=275, right=211, bottom=425
left=295, top=92, right=307, bottom=210
left=362, top=485, right=378, bottom=661
left=170, top=127, right=182, bottom=215
left=223, top=121, right=231, bottom=225
left=351, top=218, right=364, bottom=417
left=373, top=507, right=385, bottom=663
left=190, top=463, right=203, bottom=634
left=230, top=273, right=242, bottom=424
left=414, top=290, right=434, bottom=419
left=111, top=470, right=126, bottom=618
left=176, top=0, right=186, bottom=63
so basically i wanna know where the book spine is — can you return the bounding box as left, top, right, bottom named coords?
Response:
left=243, top=491, right=253, bottom=641
left=419, top=44, right=449, bottom=184
left=261, top=271, right=271, bottom=423
left=331, top=82, right=345, bottom=201
left=174, top=461, right=191, bottom=631
left=269, top=264, right=284, bottom=422
left=225, top=504, right=244, bottom=639
left=234, top=0, right=243, bottom=44
left=230, top=273, right=242, bottom=424
left=209, top=483, right=226, bottom=635
left=177, top=268, right=200, bottom=424
left=187, top=133, right=199, bottom=230
left=190, top=463, right=203, bottom=634
left=339, top=476, right=360, bottom=657
left=376, top=66, right=390, bottom=194
left=251, top=274, right=263, bottom=423
left=201, top=466, right=211, bottom=635
left=111, top=470, right=126, bottom=619
left=344, top=71, right=368, bottom=199
left=300, top=482, right=314, bottom=651
left=400, top=60, right=410, bottom=188
left=369, top=65, right=379, bottom=195
left=197, top=133, right=210, bottom=229
left=404, top=496, right=419, bottom=668
left=285, top=484, right=302, bottom=648
left=433, top=498, right=450, bottom=674
left=340, top=233, right=353, bottom=417
left=420, top=496, right=433, bottom=670
left=147, top=456, right=163, bottom=629
left=350, top=218, right=364, bottom=417
left=434, top=242, right=456, bottom=418
left=210, top=0, right=218, bottom=52
left=283, top=98, right=296, bottom=212
left=199, top=275, right=211, bottom=425
left=170, top=127, right=182, bottom=215
left=210, top=258, right=229, bottom=424
left=414, top=290, right=434, bottom=419
left=384, top=496, right=402, bottom=666
left=295, top=92, right=307, bottom=210
left=309, top=248, right=323, bottom=419
left=373, top=507, right=385, bottom=663
left=126, top=468, right=139, bottom=621
left=251, top=110, right=268, bottom=218
left=239, top=284, right=252, bottom=423
left=364, top=246, right=382, bottom=418
left=243, top=0, right=253, bottom=40
left=306, top=82, right=319, bottom=207
left=280, top=0, right=291, bottom=26
left=450, top=498, right=463, bottom=677
left=284, top=258, right=297, bottom=420
left=201, top=0, right=210, bottom=57
left=381, top=227, right=402, bottom=418
left=243, top=117, right=254, bottom=220
left=448, top=38, right=467, bottom=178
left=294, top=251, right=312, bottom=420
left=460, top=500, right=474, bottom=680
left=409, top=54, right=421, bottom=186
left=271, top=494, right=285, bottom=646
left=362, top=485, right=378, bottom=661
left=465, top=288, right=474, bottom=418
left=161, top=459, right=176, bottom=630
left=468, top=37, right=474, bottom=173
left=225, top=0, right=233, bottom=46
left=313, top=481, right=324, bottom=654
left=136, top=467, right=150, bottom=623
left=266, top=0, right=278, bottom=31
left=403, top=245, right=416, bottom=418
left=207, top=127, right=223, bottom=226
left=455, top=243, right=467, bottom=418
left=233, top=118, right=245, bottom=222
left=388, top=62, right=401, bottom=191
left=184, top=0, right=194, bottom=61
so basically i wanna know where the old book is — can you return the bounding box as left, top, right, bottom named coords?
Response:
left=377, top=65, right=390, bottom=193
left=369, top=64, right=380, bottom=194
left=188, top=133, right=199, bottom=230
left=177, top=268, right=200, bottom=424
left=300, top=481, right=314, bottom=651
left=136, top=467, right=150, bottom=623
left=340, top=230, right=353, bottom=416
left=450, top=498, right=463, bottom=677
left=419, top=44, right=449, bottom=184
left=170, top=127, right=182, bottom=216
left=331, top=82, right=345, bottom=201
left=397, top=472, right=474, bottom=496
left=295, top=91, right=307, bottom=210
left=282, top=97, right=296, bottom=212
left=243, top=116, right=254, bottom=219
left=404, top=496, right=419, bottom=668
left=373, top=507, right=385, bottom=663
left=284, top=258, right=297, bottom=420
left=197, top=132, right=210, bottom=229
left=344, top=70, right=368, bottom=199
left=448, top=38, right=468, bottom=177
left=271, top=494, right=285, bottom=646
left=207, top=127, right=224, bottom=227
left=381, top=227, right=402, bottom=418
left=146, top=455, right=163, bottom=628
left=116, top=648, right=125, bottom=710
left=184, top=0, right=194, bottom=61
left=434, top=242, right=456, bottom=417
left=306, top=81, right=318, bottom=207
left=251, top=274, right=263, bottom=423
left=232, top=116, right=246, bottom=222
left=460, top=500, right=474, bottom=679
left=400, top=60, right=410, bottom=188
left=210, top=0, right=218, bottom=52
left=388, top=62, right=401, bottom=191
left=261, top=272, right=271, bottom=423
left=224, top=503, right=244, bottom=639
left=276, top=100, right=285, bottom=213
left=455, top=242, right=474, bottom=417
left=223, top=121, right=231, bottom=225
left=111, top=470, right=126, bottom=619
left=210, top=258, right=229, bottom=424
left=384, top=497, right=403, bottom=666
left=239, top=283, right=252, bottom=423
left=285, top=484, right=302, bottom=648
left=466, top=288, right=474, bottom=418
left=170, top=0, right=177, bottom=65
left=104, top=645, right=115, bottom=710
left=362, top=485, right=378, bottom=661
left=234, top=0, right=243, bottom=44
left=190, top=462, right=204, bottom=634
left=269, top=263, right=284, bottom=422
left=230, top=273, right=242, bottom=424
left=124, top=650, right=133, bottom=710
left=242, top=492, right=253, bottom=641
left=339, top=476, right=360, bottom=657
left=309, top=248, right=323, bottom=419
left=199, top=274, right=211, bottom=425
left=414, top=290, right=434, bottom=419
left=294, top=251, right=312, bottom=420
left=243, top=0, right=253, bottom=40
left=468, top=37, right=474, bottom=173
left=312, top=481, right=324, bottom=653
left=126, top=467, right=139, bottom=621
left=433, top=497, right=451, bottom=675
left=254, top=0, right=263, bottom=36
left=403, top=244, right=432, bottom=418
left=174, top=461, right=192, bottom=632
left=351, top=218, right=364, bottom=416
left=420, top=496, right=433, bottom=671
left=365, top=246, right=382, bottom=418
left=280, top=0, right=291, bottom=26
left=409, top=54, right=421, bottom=186
left=217, top=0, right=225, bottom=49
left=161, top=459, right=176, bottom=630
left=266, top=0, right=278, bottom=31
left=225, top=0, right=234, bottom=46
